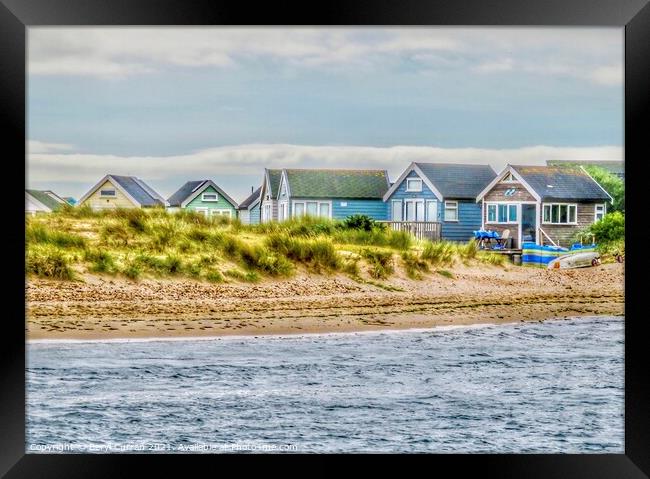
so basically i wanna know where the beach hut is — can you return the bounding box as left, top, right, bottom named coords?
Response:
left=167, top=180, right=238, bottom=218
left=276, top=168, right=390, bottom=221
left=25, top=189, right=67, bottom=215
left=237, top=186, right=262, bottom=225
left=259, top=168, right=282, bottom=223
left=77, top=174, right=167, bottom=210
left=383, top=162, right=497, bottom=242
left=475, top=164, right=612, bottom=248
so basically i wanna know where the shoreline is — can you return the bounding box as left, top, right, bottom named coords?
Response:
left=27, top=315, right=622, bottom=344
left=26, top=262, right=624, bottom=341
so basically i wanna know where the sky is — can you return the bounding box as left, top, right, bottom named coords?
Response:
left=27, top=27, right=624, bottom=203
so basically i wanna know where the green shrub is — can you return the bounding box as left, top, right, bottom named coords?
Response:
left=422, top=241, right=455, bottom=266
left=401, top=251, right=429, bottom=279
left=596, top=239, right=625, bottom=262
left=361, top=248, right=394, bottom=279
left=589, top=211, right=624, bottom=243
left=26, top=223, right=87, bottom=249
left=342, top=214, right=376, bottom=231
left=100, top=221, right=131, bottom=247
left=84, top=249, right=117, bottom=274
left=177, top=240, right=194, bottom=253
left=110, top=208, right=148, bottom=232
left=250, top=216, right=338, bottom=237
left=148, top=219, right=180, bottom=251
left=436, top=269, right=454, bottom=279
left=256, top=252, right=294, bottom=277
left=185, top=261, right=203, bottom=278
left=134, top=253, right=183, bottom=275
left=341, top=256, right=361, bottom=277
left=459, top=239, right=479, bottom=260
left=331, top=227, right=411, bottom=250
left=26, top=246, right=75, bottom=280
left=224, top=269, right=260, bottom=282
left=122, top=260, right=142, bottom=280
left=176, top=209, right=211, bottom=226
left=58, top=203, right=97, bottom=218
left=187, top=227, right=210, bottom=243
left=164, top=254, right=183, bottom=274
left=583, top=166, right=624, bottom=212
left=206, top=270, right=224, bottom=283
left=387, top=230, right=412, bottom=250
left=198, top=254, right=220, bottom=266
left=265, top=233, right=340, bottom=272
left=477, top=252, right=506, bottom=266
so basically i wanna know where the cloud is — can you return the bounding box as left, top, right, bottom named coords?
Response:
left=27, top=140, right=76, bottom=154
left=28, top=27, right=622, bottom=86
left=474, top=58, right=514, bottom=73
left=27, top=142, right=623, bottom=199
left=590, top=65, right=624, bottom=86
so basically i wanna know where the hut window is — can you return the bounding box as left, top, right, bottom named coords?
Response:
left=487, top=204, right=497, bottom=222
left=486, top=203, right=517, bottom=223
left=444, top=201, right=458, bottom=222
left=100, top=189, right=116, bottom=197
left=595, top=204, right=606, bottom=221
left=406, top=178, right=422, bottom=192
left=293, top=201, right=331, bottom=218
left=202, top=192, right=218, bottom=202
left=542, top=203, right=577, bottom=225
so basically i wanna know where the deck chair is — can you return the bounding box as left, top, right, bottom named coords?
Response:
left=496, top=229, right=511, bottom=248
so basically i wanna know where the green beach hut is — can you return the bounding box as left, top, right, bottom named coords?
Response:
left=167, top=180, right=238, bottom=218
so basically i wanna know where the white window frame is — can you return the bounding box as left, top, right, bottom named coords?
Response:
left=542, top=203, right=578, bottom=225
left=426, top=200, right=438, bottom=222
left=404, top=199, right=425, bottom=222
left=444, top=201, right=459, bottom=222
left=278, top=202, right=288, bottom=221
left=405, top=178, right=423, bottom=192
left=201, top=192, right=219, bottom=202
left=502, top=172, right=517, bottom=183
left=194, top=207, right=209, bottom=217
left=100, top=189, right=116, bottom=197
left=261, top=202, right=273, bottom=222
left=391, top=200, right=403, bottom=221
left=210, top=209, right=232, bottom=218
left=594, top=203, right=606, bottom=222
left=291, top=200, right=332, bottom=219
left=486, top=202, right=518, bottom=224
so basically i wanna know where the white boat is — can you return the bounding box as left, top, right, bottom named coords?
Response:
left=547, top=251, right=600, bottom=269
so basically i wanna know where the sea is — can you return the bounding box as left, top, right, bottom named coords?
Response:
left=26, top=316, right=624, bottom=453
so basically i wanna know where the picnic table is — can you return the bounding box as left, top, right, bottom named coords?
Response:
left=474, top=230, right=507, bottom=249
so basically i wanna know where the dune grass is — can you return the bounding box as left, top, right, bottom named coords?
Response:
left=26, top=210, right=507, bottom=282
left=26, top=223, right=87, bottom=249
left=265, top=233, right=340, bottom=273
left=401, top=251, right=429, bottom=280
left=361, top=248, right=394, bottom=279
left=421, top=239, right=507, bottom=268
left=26, top=245, right=76, bottom=280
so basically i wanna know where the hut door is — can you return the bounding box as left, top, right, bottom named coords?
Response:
left=521, top=204, right=537, bottom=247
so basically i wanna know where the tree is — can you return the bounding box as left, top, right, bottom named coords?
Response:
left=583, top=165, right=624, bottom=213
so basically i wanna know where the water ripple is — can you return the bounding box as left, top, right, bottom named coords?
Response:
left=26, top=316, right=623, bottom=453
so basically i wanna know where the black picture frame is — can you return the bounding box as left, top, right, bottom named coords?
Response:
left=2, top=0, right=647, bottom=475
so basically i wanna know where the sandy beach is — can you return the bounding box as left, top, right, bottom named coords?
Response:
left=26, top=262, right=624, bottom=340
